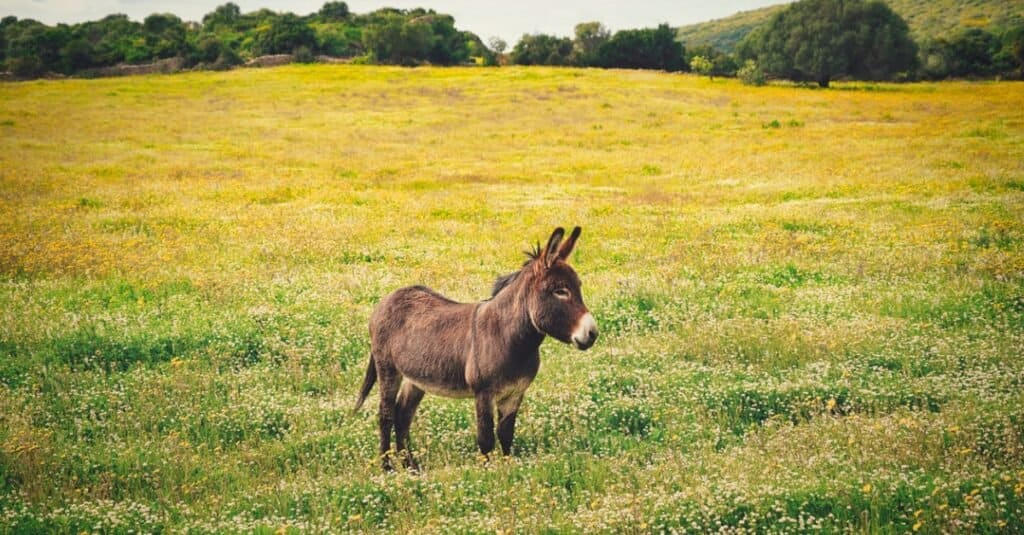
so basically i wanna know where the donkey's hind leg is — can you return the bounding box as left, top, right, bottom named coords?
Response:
left=375, top=360, right=402, bottom=471
left=395, top=381, right=425, bottom=470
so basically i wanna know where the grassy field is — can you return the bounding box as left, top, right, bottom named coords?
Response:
left=1, top=65, right=1023, bottom=533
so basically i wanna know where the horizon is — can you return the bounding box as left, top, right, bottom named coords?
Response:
left=1, top=0, right=790, bottom=45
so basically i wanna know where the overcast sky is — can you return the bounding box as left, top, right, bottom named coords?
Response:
left=3, top=0, right=789, bottom=44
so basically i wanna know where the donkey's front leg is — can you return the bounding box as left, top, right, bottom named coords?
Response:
left=497, top=393, right=525, bottom=456
left=474, top=393, right=495, bottom=457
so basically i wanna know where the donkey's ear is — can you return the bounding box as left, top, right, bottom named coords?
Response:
left=556, top=226, right=581, bottom=261
left=541, top=227, right=565, bottom=268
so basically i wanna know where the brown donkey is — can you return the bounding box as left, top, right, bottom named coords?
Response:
left=354, top=227, right=598, bottom=470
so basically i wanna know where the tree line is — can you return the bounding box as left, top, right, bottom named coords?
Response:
left=3, top=0, right=1023, bottom=83
left=508, top=0, right=1023, bottom=86
left=0, top=2, right=488, bottom=77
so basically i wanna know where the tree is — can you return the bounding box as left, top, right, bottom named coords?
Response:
left=62, top=38, right=96, bottom=71
left=314, top=24, right=361, bottom=57
left=3, top=20, right=70, bottom=75
left=690, top=55, right=713, bottom=79
left=737, top=59, right=766, bottom=86
left=945, top=29, right=1004, bottom=77
left=595, top=24, right=686, bottom=71
left=510, top=33, right=572, bottom=66
left=0, top=16, right=15, bottom=63
left=362, top=13, right=434, bottom=65
left=1003, top=25, right=1024, bottom=77
left=202, top=3, right=241, bottom=32
left=143, top=13, right=186, bottom=58
left=687, top=44, right=738, bottom=78
left=488, top=36, right=507, bottom=55
left=738, top=0, right=916, bottom=87
left=418, top=14, right=470, bottom=65
left=572, top=22, right=609, bottom=66
left=318, top=1, right=350, bottom=22
left=919, top=28, right=1011, bottom=80
left=253, top=13, right=316, bottom=56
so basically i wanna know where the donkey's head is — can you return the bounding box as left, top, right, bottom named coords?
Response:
left=526, top=227, right=598, bottom=350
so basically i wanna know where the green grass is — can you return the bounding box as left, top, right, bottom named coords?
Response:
left=1, top=65, right=1023, bottom=532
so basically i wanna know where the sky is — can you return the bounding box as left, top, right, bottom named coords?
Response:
left=1, top=0, right=789, bottom=44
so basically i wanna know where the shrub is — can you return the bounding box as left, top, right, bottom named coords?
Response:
left=293, top=45, right=315, bottom=63
left=738, top=59, right=766, bottom=85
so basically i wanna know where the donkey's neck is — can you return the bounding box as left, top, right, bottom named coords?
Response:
left=478, top=269, right=544, bottom=352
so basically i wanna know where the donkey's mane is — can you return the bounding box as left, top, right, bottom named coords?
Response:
left=490, top=243, right=542, bottom=298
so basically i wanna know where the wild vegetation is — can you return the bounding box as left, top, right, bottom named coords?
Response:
left=5, top=0, right=1023, bottom=83
left=497, top=0, right=1023, bottom=82
left=735, top=0, right=918, bottom=87
left=1, top=65, right=1023, bottom=532
left=677, top=0, right=1024, bottom=53
left=0, top=2, right=486, bottom=77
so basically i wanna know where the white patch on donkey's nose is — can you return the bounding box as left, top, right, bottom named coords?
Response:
left=571, top=313, right=598, bottom=350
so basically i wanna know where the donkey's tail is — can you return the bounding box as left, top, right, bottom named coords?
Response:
left=353, top=355, right=377, bottom=413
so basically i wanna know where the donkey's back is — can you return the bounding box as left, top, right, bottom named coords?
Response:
left=369, top=285, right=476, bottom=396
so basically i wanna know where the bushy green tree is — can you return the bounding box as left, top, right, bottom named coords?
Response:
left=1003, top=25, right=1024, bottom=77
left=572, top=22, right=610, bottom=66
left=0, top=16, right=14, bottom=63
left=362, top=13, right=434, bottom=65
left=739, top=0, right=916, bottom=87
left=3, top=19, right=69, bottom=75
left=510, top=33, right=573, bottom=65
left=944, top=29, right=1005, bottom=77
left=143, top=13, right=187, bottom=59
left=690, top=55, right=713, bottom=78
left=595, top=24, right=686, bottom=71
left=318, top=1, right=350, bottom=22
left=737, top=59, right=766, bottom=85
left=420, top=14, right=470, bottom=65
left=686, top=45, right=738, bottom=78
left=202, top=3, right=241, bottom=32
left=919, top=28, right=1019, bottom=80
left=313, top=24, right=361, bottom=57
left=253, top=13, right=315, bottom=55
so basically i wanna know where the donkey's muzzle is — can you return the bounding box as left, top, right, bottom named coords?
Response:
left=571, top=313, right=598, bottom=350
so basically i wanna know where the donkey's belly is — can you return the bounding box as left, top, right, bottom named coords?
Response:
left=404, top=377, right=474, bottom=399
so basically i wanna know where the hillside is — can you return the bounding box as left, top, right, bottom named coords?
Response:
left=677, top=0, right=1024, bottom=52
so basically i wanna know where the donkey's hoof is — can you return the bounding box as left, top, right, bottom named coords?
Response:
left=380, top=451, right=396, bottom=472
left=399, top=451, right=420, bottom=472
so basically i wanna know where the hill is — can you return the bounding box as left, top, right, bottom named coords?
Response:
left=677, top=0, right=1024, bottom=52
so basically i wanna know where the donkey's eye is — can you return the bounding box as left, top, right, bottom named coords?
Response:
left=553, top=288, right=571, bottom=299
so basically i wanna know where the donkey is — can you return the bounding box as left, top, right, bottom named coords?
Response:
left=353, top=227, right=598, bottom=470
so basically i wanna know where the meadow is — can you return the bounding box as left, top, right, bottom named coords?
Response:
left=0, top=65, right=1023, bottom=533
